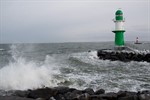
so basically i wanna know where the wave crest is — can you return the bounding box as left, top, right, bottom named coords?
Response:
left=0, top=45, right=61, bottom=90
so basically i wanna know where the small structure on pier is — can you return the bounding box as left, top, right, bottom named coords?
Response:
left=134, top=37, right=142, bottom=44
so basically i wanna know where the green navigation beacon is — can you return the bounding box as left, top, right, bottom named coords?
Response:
left=112, top=9, right=125, bottom=48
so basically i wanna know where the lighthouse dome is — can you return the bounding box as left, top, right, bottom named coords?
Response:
left=115, top=10, right=123, bottom=15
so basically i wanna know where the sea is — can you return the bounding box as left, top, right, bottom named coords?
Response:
left=0, top=42, right=150, bottom=95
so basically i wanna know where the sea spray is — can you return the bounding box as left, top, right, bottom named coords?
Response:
left=0, top=43, right=150, bottom=93
left=0, top=44, right=62, bottom=90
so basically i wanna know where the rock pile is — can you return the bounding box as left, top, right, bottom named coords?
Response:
left=0, top=87, right=150, bottom=100
left=97, top=50, right=150, bottom=62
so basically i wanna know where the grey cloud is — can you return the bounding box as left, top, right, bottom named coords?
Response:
left=0, top=0, right=149, bottom=43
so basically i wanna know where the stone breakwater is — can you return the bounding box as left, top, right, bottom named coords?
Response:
left=0, top=87, right=150, bottom=100
left=97, top=49, right=150, bottom=62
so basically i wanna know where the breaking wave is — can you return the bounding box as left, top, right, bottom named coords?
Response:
left=0, top=45, right=61, bottom=90
left=67, top=51, right=150, bottom=92
left=0, top=44, right=150, bottom=93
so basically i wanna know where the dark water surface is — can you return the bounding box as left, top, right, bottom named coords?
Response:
left=0, top=42, right=150, bottom=95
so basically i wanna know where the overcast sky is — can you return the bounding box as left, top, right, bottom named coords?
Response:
left=0, top=0, right=150, bottom=43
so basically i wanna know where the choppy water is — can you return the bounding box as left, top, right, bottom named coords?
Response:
left=0, top=42, right=150, bottom=95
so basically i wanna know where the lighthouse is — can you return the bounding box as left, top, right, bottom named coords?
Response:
left=112, top=9, right=125, bottom=48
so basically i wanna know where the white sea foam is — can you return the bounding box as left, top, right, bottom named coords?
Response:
left=67, top=51, right=150, bottom=92
left=69, top=51, right=99, bottom=65
left=0, top=45, right=61, bottom=90
left=88, top=51, right=99, bottom=59
left=0, top=56, right=62, bottom=90
left=0, top=44, right=150, bottom=92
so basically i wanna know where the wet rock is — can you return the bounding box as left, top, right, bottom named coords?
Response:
left=77, top=93, right=90, bottom=100
left=64, top=90, right=83, bottom=100
left=28, top=87, right=57, bottom=99
left=141, top=90, right=150, bottom=94
left=72, top=90, right=83, bottom=95
left=135, top=54, right=143, bottom=61
left=91, top=98, right=106, bottom=100
left=95, top=89, right=105, bottom=95
left=117, top=91, right=139, bottom=100
left=117, top=91, right=127, bottom=98
left=111, top=55, right=119, bottom=61
left=139, top=94, right=150, bottom=100
left=83, top=88, right=95, bottom=95
left=64, top=92, right=79, bottom=100
left=90, top=95, right=106, bottom=100
left=36, top=98, right=46, bottom=100
left=99, top=92, right=117, bottom=100
left=118, top=96, right=138, bottom=100
left=0, top=96, right=34, bottom=100
left=5, top=87, right=150, bottom=100
left=49, top=97, right=56, bottom=100
left=69, top=88, right=77, bottom=92
left=14, top=90, right=30, bottom=97
left=138, top=90, right=150, bottom=100
left=97, top=49, right=150, bottom=62
left=125, top=91, right=137, bottom=96
left=144, top=54, right=150, bottom=62
left=54, top=94, right=65, bottom=100
left=118, top=53, right=127, bottom=61
left=54, top=86, right=71, bottom=95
